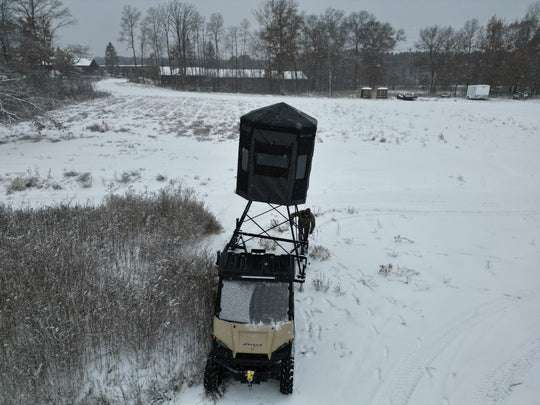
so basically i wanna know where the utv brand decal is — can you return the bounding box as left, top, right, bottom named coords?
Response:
left=243, top=343, right=263, bottom=348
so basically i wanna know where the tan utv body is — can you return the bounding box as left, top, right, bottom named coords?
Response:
left=204, top=250, right=296, bottom=395
left=213, top=317, right=294, bottom=359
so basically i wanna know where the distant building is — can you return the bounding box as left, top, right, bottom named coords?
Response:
left=361, top=87, right=372, bottom=99
left=160, top=67, right=307, bottom=80
left=73, top=58, right=100, bottom=75
left=159, top=66, right=309, bottom=94
left=376, top=87, right=388, bottom=99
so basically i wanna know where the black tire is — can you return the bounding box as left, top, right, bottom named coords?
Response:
left=204, top=355, right=220, bottom=392
left=279, top=357, right=294, bottom=395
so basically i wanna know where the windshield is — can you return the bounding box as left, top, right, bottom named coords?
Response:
left=219, top=280, right=290, bottom=324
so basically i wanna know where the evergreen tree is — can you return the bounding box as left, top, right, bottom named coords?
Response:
left=205, top=40, right=217, bottom=68
left=105, top=42, right=119, bottom=76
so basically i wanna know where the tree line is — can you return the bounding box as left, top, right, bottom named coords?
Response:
left=110, top=0, right=539, bottom=95
left=0, top=0, right=96, bottom=122
left=415, top=9, right=540, bottom=95
left=111, top=0, right=405, bottom=95
left=1, top=0, right=539, bottom=122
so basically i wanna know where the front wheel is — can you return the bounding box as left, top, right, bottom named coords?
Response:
left=279, top=357, right=294, bottom=395
left=204, top=355, right=221, bottom=392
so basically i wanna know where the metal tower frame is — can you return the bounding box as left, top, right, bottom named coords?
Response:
left=223, top=200, right=308, bottom=283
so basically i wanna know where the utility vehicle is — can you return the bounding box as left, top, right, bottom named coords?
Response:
left=204, top=249, right=296, bottom=394
left=204, top=102, right=317, bottom=395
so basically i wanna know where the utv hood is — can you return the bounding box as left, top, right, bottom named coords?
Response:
left=213, top=317, right=294, bottom=359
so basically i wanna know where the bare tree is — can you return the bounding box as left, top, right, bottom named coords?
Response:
left=415, top=25, right=454, bottom=94
left=0, top=0, right=90, bottom=122
left=299, top=13, right=326, bottom=91
left=226, top=25, right=240, bottom=89
left=436, top=28, right=458, bottom=91
left=454, top=18, right=482, bottom=86
left=11, top=0, right=74, bottom=74
left=522, top=1, right=540, bottom=95
left=318, top=8, right=348, bottom=96
left=144, top=7, right=164, bottom=69
left=348, top=11, right=404, bottom=89
left=169, top=0, right=198, bottom=74
left=157, top=3, right=173, bottom=70
left=506, top=3, right=540, bottom=94
left=0, top=0, right=15, bottom=67
left=207, top=12, right=224, bottom=72
left=478, top=16, right=509, bottom=91
left=139, top=18, right=148, bottom=82
left=239, top=18, right=251, bottom=71
left=347, top=11, right=371, bottom=89
left=14, top=0, right=74, bottom=44
left=119, top=5, right=141, bottom=67
left=254, top=0, right=302, bottom=83
left=192, top=12, right=206, bottom=75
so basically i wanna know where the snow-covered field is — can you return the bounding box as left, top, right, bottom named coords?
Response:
left=1, top=79, right=539, bottom=404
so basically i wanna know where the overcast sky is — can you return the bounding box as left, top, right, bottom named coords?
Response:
left=58, top=0, right=535, bottom=56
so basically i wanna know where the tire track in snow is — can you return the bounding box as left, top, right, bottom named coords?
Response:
left=473, top=338, right=540, bottom=405
left=371, top=294, right=523, bottom=405
left=318, top=208, right=539, bottom=223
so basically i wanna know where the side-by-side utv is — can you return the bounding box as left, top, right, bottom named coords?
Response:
left=204, top=102, right=318, bottom=395
left=204, top=250, right=296, bottom=394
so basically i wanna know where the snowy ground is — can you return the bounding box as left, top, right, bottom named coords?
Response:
left=1, top=79, right=539, bottom=404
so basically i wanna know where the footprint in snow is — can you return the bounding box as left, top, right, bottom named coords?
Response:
left=299, top=345, right=316, bottom=357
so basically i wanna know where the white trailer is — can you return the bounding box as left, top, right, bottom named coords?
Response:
left=467, top=85, right=490, bottom=100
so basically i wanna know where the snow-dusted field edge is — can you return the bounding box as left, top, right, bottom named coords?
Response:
left=1, top=79, right=539, bottom=404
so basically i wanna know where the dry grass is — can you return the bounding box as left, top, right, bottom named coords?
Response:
left=378, top=263, right=419, bottom=284
left=6, top=169, right=62, bottom=194
left=0, top=186, right=222, bottom=404
left=312, top=273, right=332, bottom=293
left=309, top=244, right=332, bottom=261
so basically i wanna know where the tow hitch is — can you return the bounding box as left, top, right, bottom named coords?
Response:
left=246, top=370, right=255, bottom=386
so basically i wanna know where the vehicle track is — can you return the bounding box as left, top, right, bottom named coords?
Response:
left=473, top=338, right=540, bottom=405
left=371, top=293, right=525, bottom=405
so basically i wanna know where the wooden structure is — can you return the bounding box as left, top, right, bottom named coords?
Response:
left=361, top=87, right=372, bottom=99
left=376, top=87, right=388, bottom=99
left=74, top=58, right=100, bottom=75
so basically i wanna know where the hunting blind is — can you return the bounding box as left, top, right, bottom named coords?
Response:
left=235, top=102, right=317, bottom=206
